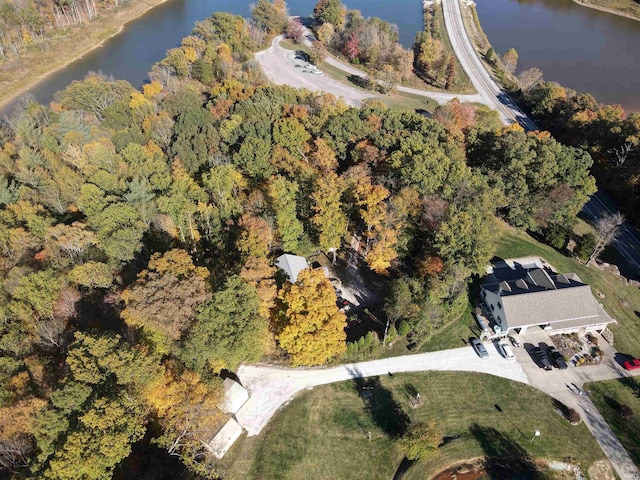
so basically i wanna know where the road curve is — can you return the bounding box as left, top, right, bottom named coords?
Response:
left=235, top=346, right=528, bottom=436
left=440, top=0, right=537, bottom=131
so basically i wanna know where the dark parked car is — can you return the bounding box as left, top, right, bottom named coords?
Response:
left=471, top=338, right=489, bottom=358
left=623, top=358, right=640, bottom=370
left=532, top=347, right=553, bottom=370
left=547, top=346, right=568, bottom=370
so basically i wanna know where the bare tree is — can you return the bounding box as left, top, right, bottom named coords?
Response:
left=589, top=211, right=625, bottom=264
left=608, top=143, right=634, bottom=167
left=518, top=67, right=543, bottom=91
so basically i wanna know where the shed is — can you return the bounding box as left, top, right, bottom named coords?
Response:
left=207, top=418, right=243, bottom=459
left=276, top=254, right=309, bottom=283
left=221, top=378, right=249, bottom=414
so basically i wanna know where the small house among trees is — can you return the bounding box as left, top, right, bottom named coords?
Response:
left=276, top=254, right=309, bottom=283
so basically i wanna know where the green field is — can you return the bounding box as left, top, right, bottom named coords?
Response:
left=494, top=222, right=640, bottom=358
left=219, top=372, right=605, bottom=480
left=587, top=377, right=640, bottom=467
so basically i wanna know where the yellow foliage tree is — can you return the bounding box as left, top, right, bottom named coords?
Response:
left=275, top=269, right=346, bottom=366
left=145, top=362, right=223, bottom=461
left=142, top=80, right=163, bottom=97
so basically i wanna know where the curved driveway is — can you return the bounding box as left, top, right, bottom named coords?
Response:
left=235, top=346, right=527, bottom=436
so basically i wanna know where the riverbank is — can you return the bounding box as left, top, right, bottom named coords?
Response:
left=571, top=0, right=640, bottom=22
left=0, top=0, right=172, bottom=113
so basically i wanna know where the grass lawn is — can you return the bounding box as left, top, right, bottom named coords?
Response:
left=587, top=377, right=640, bottom=467
left=219, top=372, right=606, bottom=480
left=494, top=221, right=640, bottom=358
left=280, top=41, right=438, bottom=113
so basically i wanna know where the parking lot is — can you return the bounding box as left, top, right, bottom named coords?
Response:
left=254, top=35, right=373, bottom=107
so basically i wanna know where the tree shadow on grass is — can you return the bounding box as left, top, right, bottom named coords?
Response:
left=351, top=374, right=409, bottom=439
left=469, top=423, right=544, bottom=480
left=618, top=375, right=640, bottom=399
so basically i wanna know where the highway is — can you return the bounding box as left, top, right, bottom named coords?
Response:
left=440, top=0, right=537, bottom=131
left=440, top=0, right=640, bottom=277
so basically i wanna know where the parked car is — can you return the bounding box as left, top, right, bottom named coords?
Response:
left=508, top=335, right=521, bottom=348
left=546, top=346, right=568, bottom=369
left=623, top=358, right=640, bottom=370
left=498, top=340, right=514, bottom=359
left=532, top=347, right=553, bottom=370
left=471, top=338, right=489, bottom=358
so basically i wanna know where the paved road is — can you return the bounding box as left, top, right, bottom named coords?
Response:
left=235, top=346, right=528, bottom=436
left=582, top=190, right=640, bottom=278
left=440, top=0, right=537, bottom=130
left=255, top=36, right=372, bottom=107
left=256, top=32, right=486, bottom=108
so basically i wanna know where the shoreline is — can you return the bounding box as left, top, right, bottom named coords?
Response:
left=0, top=0, right=172, bottom=113
left=571, top=0, right=640, bottom=22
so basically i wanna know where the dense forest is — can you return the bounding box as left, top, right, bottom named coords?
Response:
left=519, top=81, right=640, bottom=225
left=0, top=0, right=123, bottom=60
left=0, top=1, right=598, bottom=478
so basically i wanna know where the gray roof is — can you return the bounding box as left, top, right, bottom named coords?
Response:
left=482, top=261, right=614, bottom=329
left=276, top=254, right=309, bottom=283
left=500, top=285, right=610, bottom=328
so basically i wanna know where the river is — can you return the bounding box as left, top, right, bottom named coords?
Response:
left=474, top=0, right=640, bottom=113
left=1, top=0, right=421, bottom=116
left=2, top=0, right=639, bottom=115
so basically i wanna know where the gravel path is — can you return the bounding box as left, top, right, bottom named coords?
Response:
left=235, top=345, right=528, bottom=436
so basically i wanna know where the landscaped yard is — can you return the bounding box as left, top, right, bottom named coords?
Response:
left=219, top=372, right=606, bottom=479
left=587, top=377, right=640, bottom=468
left=493, top=222, right=640, bottom=359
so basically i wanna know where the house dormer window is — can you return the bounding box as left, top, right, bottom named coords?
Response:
left=497, top=301, right=502, bottom=309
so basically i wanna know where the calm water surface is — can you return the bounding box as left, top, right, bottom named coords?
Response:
left=475, top=0, right=640, bottom=112
left=3, top=0, right=639, bottom=114
left=2, top=0, right=421, bottom=114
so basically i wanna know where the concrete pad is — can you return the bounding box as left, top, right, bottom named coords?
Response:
left=207, top=418, right=244, bottom=459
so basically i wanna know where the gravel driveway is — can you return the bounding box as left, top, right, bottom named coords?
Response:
left=235, top=345, right=527, bottom=436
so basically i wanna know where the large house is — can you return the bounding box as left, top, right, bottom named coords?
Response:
left=480, top=257, right=615, bottom=335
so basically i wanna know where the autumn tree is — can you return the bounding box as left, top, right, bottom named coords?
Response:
left=444, top=55, right=456, bottom=90
left=275, top=269, right=346, bottom=366
left=286, top=18, right=305, bottom=43
left=236, top=214, right=277, bottom=318
left=32, top=332, right=159, bottom=480
left=314, top=0, right=345, bottom=27
left=267, top=175, right=303, bottom=252
left=251, top=0, right=288, bottom=34
left=417, top=37, right=443, bottom=75
left=502, top=48, right=519, bottom=74
left=145, top=362, right=223, bottom=475
left=180, top=275, right=268, bottom=373
left=399, top=421, right=443, bottom=460
left=121, top=249, right=210, bottom=347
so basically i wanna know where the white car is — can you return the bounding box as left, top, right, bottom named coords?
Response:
left=498, top=340, right=514, bottom=359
